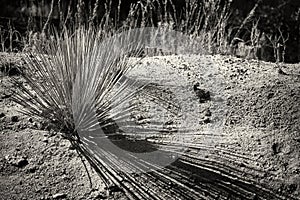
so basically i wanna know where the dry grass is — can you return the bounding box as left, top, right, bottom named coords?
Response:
left=1, top=0, right=285, bottom=59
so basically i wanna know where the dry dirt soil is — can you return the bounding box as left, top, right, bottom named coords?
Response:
left=0, top=52, right=300, bottom=199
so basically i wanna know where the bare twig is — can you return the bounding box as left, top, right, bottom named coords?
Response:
left=42, top=0, right=54, bottom=34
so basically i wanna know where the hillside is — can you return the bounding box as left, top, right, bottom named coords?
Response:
left=0, top=53, right=300, bottom=199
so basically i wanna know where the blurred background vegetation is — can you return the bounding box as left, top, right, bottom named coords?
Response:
left=0, top=0, right=299, bottom=63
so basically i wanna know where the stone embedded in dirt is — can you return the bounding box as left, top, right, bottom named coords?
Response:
left=272, top=143, right=282, bottom=155
left=0, top=112, right=5, bottom=118
left=204, top=109, right=212, bottom=117
left=42, top=137, right=49, bottom=143
left=164, top=120, right=174, bottom=125
left=33, top=122, right=42, bottom=129
left=203, top=117, right=211, bottom=124
left=27, top=166, right=37, bottom=173
left=135, top=114, right=145, bottom=121
left=68, top=143, right=75, bottom=150
left=193, top=82, right=200, bottom=91
left=52, top=193, right=67, bottom=199
left=267, top=92, right=274, bottom=99
left=14, top=158, right=29, bottom=168
left=11, top=115, right=19, bottom=122
left=193, top=83, right=211, bottom=103
left=180, top=63, right=190, bottom=70
left=239, top=163, right=246, bottom=168
left=5, top=155, right=28, bottom=168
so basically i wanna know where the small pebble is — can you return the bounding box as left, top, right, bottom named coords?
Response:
left=267, top=92, right=274, bottom=99
left=204, top=109, right=212, bottom=117
left=203, top=117, right=211, bottom=124
left=272, top=143, right=281, bottom=155
left=16, top=158, right=29, bottom=168
left=193, top=83, right=211, bottom=103
left=28, top=166, right=37, bottom=173
left=52, top=193, right=67, bottom=199
left=42, top=137, right=49, bottom=143
left=11, top=116, right=19, bottom=122
left=94, top=192, right=107, bottom=199
left=0, top=112, right=5, bottom=118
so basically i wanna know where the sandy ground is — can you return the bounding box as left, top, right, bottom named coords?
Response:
left=0, top=52, right=300, bottom=199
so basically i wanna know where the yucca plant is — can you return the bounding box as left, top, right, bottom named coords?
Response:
left=14, top=27, right=143, bottom=130
left=11, top=26, right=186, bottom=197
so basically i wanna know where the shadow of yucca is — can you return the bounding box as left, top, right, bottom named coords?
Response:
left=97, top=111, right=159, bottom=153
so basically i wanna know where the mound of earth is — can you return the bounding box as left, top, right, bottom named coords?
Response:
left=0, top=52, right=299, bottom=199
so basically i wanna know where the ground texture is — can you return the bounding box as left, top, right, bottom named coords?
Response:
left=0, top=52, right=299, bottom=199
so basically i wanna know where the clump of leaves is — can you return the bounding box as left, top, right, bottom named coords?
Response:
left=12, top=27, right=144, bottom=137
left=11, top=27, right=189, bottom=198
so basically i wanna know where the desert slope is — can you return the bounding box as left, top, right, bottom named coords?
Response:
left=0, top=53, right=299, bottom=199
